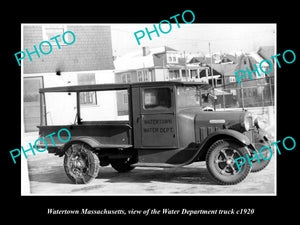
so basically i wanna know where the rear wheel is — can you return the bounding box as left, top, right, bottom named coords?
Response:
left=64, top=142, right=100, bottom=184
left=206, top=139, right=251, bottom=185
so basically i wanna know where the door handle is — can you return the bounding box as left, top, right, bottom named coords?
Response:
left=137, top=115, right=143, bottom=123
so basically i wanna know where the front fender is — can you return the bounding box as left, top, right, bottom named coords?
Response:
left=193, top=129, right=251, bottom=162
left=203, top=129, right=251, bottom=146
left=167, top=129, right=251, bottom=165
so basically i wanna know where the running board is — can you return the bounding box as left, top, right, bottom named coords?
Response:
left=132, top=162, right=181, bottom=168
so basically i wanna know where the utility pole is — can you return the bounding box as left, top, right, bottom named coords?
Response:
left=209, top=42, right=216, bottom=110
left=208, top=42, right=214, bottom=88
left=184, top=51, right=188, bottom=81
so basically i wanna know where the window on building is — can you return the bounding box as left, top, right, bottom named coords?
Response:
left=150, top=70, right=156, bottom=81
left=42, top=25, right=68, bottom=46
left=123, top=93, right=128, bottom=104
left=137, top=70, right=150, bottom=82
left=144, top=88, right=172, bottom=110
left=121, top=73, right=131, bottom=83
left=127, top=74, right=131, bottom=83
left=79, top=92, right=97, bottom=105
left=143, top=70, right=149, bottom=81
left=190, top=70, right=198, bottom=78
left=121, top=74, right=126, bottom=83
left=229, top=76, right=236, bottom=83
left=167, top=53, right=178, bottom=63
left=216, top=78, right=222, bottom=86
left=137, top=71, right=143, bottom=82
left=169, top=70, right=180, bottom=80
left=77, top=73, right=97, bottom=105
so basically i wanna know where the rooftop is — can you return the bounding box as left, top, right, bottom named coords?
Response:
left=114, top=46, right=180, bottom=72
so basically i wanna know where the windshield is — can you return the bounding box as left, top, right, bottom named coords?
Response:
left=176, top=86, right=215, bottom=109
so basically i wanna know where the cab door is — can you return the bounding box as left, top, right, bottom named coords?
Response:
left=132, top=86, right=178, bottom=148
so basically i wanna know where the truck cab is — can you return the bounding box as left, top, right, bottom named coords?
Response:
left=37, top=81, right=272, bottom=185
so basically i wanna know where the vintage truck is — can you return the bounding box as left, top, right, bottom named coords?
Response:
left=37, top=81, right=272, bottom=185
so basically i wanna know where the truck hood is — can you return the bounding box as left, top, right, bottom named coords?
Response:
left=178, top=108, right=250, bottom=132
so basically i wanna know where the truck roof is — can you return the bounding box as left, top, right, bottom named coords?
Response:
left=39, top=81, right=211, bottom=93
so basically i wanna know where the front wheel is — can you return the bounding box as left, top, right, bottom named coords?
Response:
left=64, top=142, right=100, bottom=184
left=206, top=139, right=251, bottom=185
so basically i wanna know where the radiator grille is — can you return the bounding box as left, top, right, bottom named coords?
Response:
left=197, top=127, right=254, bottom=143
left=199, top=126, right=220, bottom=142
left=243, top=130, right=254, bottom=142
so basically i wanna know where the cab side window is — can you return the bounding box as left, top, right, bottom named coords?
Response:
left=144, top=88, right=171, bottom=110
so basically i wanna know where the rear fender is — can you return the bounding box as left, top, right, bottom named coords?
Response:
left=56, top=136, right=101, bottom=157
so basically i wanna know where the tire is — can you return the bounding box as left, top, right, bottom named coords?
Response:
left=251, top=158, right=271, bottom=173
left=251, top=144, right=272, bottom=173
left=206, top=139, right=251, bottom=185
left=64, top=142, right=100, bottom=184
left=110, top=158, right=135, bottom=173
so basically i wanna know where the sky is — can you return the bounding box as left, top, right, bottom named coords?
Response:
left=110, top=23, right=276, bottom=56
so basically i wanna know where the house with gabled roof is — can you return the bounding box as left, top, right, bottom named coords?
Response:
left=114, top=46, right=190, bottom=84
left=23, top=24, right=115, bottom=132
left=257, top=46, right=275, bottom=78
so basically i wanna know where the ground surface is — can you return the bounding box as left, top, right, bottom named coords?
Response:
left=23, top=132, right=276, bottom=195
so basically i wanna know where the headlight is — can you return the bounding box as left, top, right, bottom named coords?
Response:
left=242, top=113, right=252, bottom=131
left=254, top=117, right=267, bottom=129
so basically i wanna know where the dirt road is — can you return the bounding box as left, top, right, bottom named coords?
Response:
left=23, top=132, right=275, bottom=195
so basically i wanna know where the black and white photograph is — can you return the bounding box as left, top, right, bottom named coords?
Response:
left=20, top=23, right=276, bottom=195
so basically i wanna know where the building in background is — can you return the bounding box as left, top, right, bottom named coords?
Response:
left=114, top=46, right=187, bottom=83
left=23, top=25, right=115, bottom=132
left=214, top=46, right=275, bottom=109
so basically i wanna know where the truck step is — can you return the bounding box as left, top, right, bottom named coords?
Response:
left=131, top=162, right=181, bottom=168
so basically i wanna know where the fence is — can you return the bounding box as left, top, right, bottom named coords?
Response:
left=214, top=76, right=275, bottom=140
left=214, top=76, right=274, bottom=109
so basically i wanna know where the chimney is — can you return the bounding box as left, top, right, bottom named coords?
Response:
left=142, top=46, right=150, bottom=56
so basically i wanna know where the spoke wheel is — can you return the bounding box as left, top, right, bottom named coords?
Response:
left=64, top=142, right=100, bottom=184
left=214, top=148, right=242, bottom=175
left=206, top=139, right=251, bottom=185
